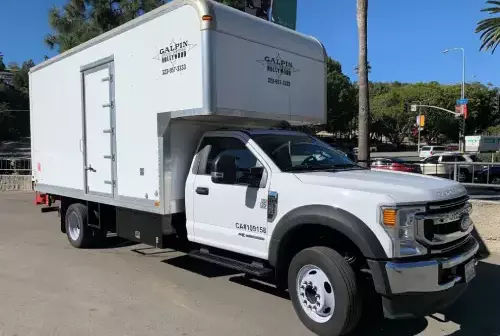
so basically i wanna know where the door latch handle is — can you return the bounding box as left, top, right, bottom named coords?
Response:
left=196, top=187, right=209, bottom=195
left=85, top=165, right=96, bottom=173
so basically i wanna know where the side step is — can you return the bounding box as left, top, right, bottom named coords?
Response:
left=189, top=249, right=273, bottom=277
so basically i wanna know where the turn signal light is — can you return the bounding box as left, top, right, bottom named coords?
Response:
left=202, top=15, right=213, bottom=21
left=382, top=209, right=397, bottom=227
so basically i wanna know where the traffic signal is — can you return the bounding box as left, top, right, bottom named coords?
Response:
left=404, top=102, right=409, bottom=113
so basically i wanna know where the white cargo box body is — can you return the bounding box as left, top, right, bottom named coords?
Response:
left=465, top=135, right=500, bottom=153
left=30, top=0, right=326, bottom=214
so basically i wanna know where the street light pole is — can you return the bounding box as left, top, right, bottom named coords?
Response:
left=443, top=47, right=466, bottom=151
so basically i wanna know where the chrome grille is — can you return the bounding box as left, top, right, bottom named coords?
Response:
left=427, top=195, right=469, bottom=214
left=415, top=196, right=472, bottom=252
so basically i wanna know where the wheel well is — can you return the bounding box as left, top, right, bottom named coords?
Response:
left=59, top=197, right=116, bottom=233
left=275, top=224, right=366, bottom=289
left=59, top=196, right=83, bottom=233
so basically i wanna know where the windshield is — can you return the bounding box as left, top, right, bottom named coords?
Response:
left=421, top=146, right=431, bottom=151
left=251, top=133, right=358, bottom=172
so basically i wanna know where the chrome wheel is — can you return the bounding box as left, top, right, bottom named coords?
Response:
left=296, top=264, right=335, bottom=323
left=68, top=211, right=81, bottom=241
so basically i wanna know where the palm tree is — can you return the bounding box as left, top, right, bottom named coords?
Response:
left=476, top=0, right=500, bottom=53
left=356, top=0, right=370, bottom=166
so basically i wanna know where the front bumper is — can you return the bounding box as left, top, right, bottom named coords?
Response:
left=368, top=236, right=479, bottom=318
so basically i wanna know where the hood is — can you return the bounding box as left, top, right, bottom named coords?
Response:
left=294, top=169, right=467, bottom=203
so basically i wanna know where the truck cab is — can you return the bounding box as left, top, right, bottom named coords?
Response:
left=183, top=127, right=477, bottom=334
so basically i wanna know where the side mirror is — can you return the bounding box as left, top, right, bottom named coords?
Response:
left=211, top=154, right=237, bottom=184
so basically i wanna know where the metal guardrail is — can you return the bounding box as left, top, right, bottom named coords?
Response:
left=437, top=161, right=500, bottom=188
left=371, top=159, right=500, bottom=188
left=0, top=158, right=32, bottom=191
left=0, top=157, right=31, bottom=175
left=2, top=157, right=499, bottom=192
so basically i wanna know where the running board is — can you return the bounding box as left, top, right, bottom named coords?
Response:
left=189, top=249, right=273, bottom=277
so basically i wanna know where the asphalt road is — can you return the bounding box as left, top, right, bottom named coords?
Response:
left=1, top=192, right=500, bottom=336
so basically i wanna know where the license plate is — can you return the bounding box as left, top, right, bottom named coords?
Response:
left=464, top=260, right=476, bottom=283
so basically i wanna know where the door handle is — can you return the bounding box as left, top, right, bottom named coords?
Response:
left=85, top=165, right=96, bottom=173
left=196, top=187, right=209, bottom=195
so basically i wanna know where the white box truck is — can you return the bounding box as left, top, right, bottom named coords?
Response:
left=465, top=135, right=500, bottom=153
left=30, top=1, right=479, bottom=335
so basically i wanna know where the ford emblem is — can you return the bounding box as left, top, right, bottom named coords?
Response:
left=460, top=214, right=472, bottom=232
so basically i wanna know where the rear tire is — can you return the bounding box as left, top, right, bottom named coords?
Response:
left=288, top=247, right=362, bottom=336
left=65, top=203, right=93, bottom=248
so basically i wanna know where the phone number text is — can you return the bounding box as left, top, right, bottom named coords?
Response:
left=268, top=78, right=291, bottom=87
left=162, top=64, right=187, bottom=75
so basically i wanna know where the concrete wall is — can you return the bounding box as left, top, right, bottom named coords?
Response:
left=0, top=175, right=32, bottom=191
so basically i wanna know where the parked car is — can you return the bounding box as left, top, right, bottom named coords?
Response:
left=445, top=143, right=459, bottom=151
left=419, top=152, right=481, bottom=181
left=315, top=138, right=357, bottom=162
left=370, top=157, right=421, bottom=173
left=419, top=145, right=446, bottom=158
left=474, top=165, right=500, bottom=184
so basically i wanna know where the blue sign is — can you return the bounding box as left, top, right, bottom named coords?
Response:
left=456, top=98, right=468, bottom=105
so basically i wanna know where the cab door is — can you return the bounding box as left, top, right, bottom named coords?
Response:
left=190, top=134, right=270, bottom=259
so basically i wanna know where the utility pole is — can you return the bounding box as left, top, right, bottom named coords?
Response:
left=443, top=47, right=466, bottom=151
left=356, top=0, right=370, bottom=167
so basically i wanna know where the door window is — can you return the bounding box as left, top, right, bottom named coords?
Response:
left=441, top=155, right=456, bottom=162
left=198, top=136, right=263, bottom=185
left=424, top=156, right=439, bottom=164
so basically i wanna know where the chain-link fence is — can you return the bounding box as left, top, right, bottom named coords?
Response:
left=0, top=158, right=32, bottom=191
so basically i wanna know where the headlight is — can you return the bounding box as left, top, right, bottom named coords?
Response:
left=380, top=206, right=427, bottom=257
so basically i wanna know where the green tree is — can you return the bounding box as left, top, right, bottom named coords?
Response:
left=487, top=124, right=500, bottom=134
left=45, top=0, right=169, bottom=52
left=369, top=81, right=500, bottom=146
left=0, top=52, right=31, bottom=141
left=476, top=0, right=500, bottom=53
left=12, top=60, right=35, bottom=94
left=0, top=76, right=30, bottom=141
left=326, top=58, right=356, bottom=135
left=0, top=54, right=5, bottom=71
left=45, top=0, right=250, bottom=53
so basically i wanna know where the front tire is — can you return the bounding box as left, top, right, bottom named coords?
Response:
left=288, top=247, right=362, bottom=336
left=65, top=203, right=93, bottom=248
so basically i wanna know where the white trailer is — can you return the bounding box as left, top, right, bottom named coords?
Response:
left=30, top=1, right=479, bottom=335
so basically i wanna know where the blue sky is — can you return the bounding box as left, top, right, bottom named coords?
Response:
left=1, top=0, right=498, bottom=88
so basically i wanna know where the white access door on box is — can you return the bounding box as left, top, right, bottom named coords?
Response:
left=83, top=62, right=116, bottom=197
